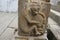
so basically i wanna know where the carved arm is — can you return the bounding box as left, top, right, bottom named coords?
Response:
left=24, top=9, right=40, bottom=24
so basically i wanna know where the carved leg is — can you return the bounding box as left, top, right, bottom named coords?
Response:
left=23, top=25, right=41, bottom=35
left=36, top=23, right=46, bottom=35
left=32, top=25, right=41, bottom=36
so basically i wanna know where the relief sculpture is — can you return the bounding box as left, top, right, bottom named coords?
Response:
left=18, top=0, right=50, bottom=36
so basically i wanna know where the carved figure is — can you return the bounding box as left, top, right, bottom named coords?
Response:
left=18, top=0, right=50, bottom=36
left=29, top=2, right=46, bottom=35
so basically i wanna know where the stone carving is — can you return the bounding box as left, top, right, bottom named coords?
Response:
left=28, top=2, right=47, bottom=35
left=18, top=0, right=50, bottom=36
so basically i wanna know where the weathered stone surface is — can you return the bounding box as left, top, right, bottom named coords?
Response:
left=18, top=0, right=51, bottom=36
left=41, top=0, right=50, bottom=2
left=15, top=38, right=28, bottom=40
left=15, top=32, right=48, bottom=40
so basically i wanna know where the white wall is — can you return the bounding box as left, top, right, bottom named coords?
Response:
left=50, top=0, right=60, bottom=5
left=0, top=0, right=18, bottom=12
left=0, top=0, right=60, bottom=12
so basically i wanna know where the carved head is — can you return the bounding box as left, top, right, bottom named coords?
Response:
left=30, top=2, right=40, bottom=15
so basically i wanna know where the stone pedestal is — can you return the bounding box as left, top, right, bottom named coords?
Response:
left=15, top=32, right=48, bottom=40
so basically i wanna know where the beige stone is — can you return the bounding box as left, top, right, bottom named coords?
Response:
left=15, top=38, right=28, bottom=40
left=15, top=32, right=48, bottom=40
left=40, top=0, right=51, bottom=28
left=18, top=0, right=51, bottom=36
left=41, top=0, right=50, bottom=2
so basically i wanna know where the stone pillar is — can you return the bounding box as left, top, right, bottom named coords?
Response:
left=18, top=0, right=26, bottom=36
left=40, top=0, right=51, bottom=17
left=40, top=0, right=51, bottom=27
left=15, top=0, right=51, bottom=40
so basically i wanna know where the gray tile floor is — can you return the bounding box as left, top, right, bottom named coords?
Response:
left=0, top=12, right=17, bottom=40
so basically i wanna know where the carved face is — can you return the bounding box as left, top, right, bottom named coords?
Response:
left=30, top=2, right=40, bottom=15
left=31, top=7, right=39, bottom=15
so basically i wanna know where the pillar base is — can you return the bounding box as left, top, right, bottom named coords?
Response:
left=15, top=32, right=48, bottom=40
